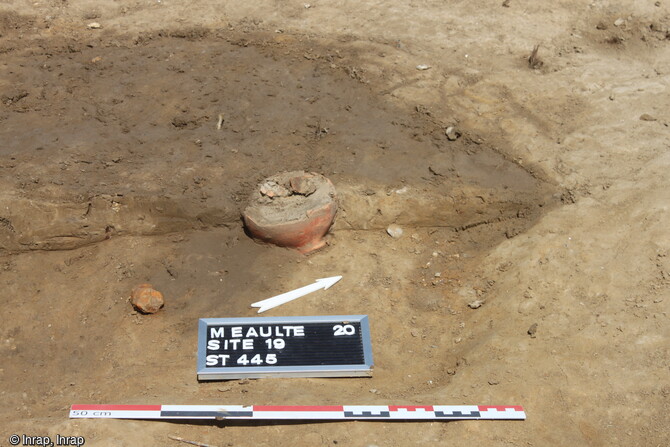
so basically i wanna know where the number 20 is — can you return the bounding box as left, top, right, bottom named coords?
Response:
left=333, top=324, right=355, bottom=336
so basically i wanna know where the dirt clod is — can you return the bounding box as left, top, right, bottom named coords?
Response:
left=640, top=113, right=657, bottom=121
left=1, top=90, right=28, bottom=105
left=289, top=174, right=318, bottom=196
left=468, top=299, right=484, bottom=309
left=259, top=181, right=290, bottom=198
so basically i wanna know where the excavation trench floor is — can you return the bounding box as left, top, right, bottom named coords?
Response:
left=3, top=1, right=670, bottom=445
left=1, top=25, right=558, bottom=446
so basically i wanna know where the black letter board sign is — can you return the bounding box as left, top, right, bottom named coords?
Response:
left=197, top=315, right=373, bottom=380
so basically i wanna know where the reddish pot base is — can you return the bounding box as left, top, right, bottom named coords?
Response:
left=242, top=171, right=337, bottom=253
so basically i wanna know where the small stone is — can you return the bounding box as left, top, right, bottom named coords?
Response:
left=488, top=378, right=500, bottom=385
left=596, top=21, right=608, bottom=30
left=640, top=113, right=657, bottom=121
left=614, top=18, right=625, bottom=27
left=467, top=300, right=484, bottom=309
left=83, top=12, right=100, bottom=21
left=410, top=329, right=420, bottom=337
left=416, top=64, right=431, bottom=71
left=386, top=224, right=403, bottom=238
left=130, top=283, right=164, bottom=314
left=528, top=323, right=538, bottom=338
left=445, top=126, right=461, bottom=141
left=90, top=56, right=102, bottom=63
left=87, top=22, right=102, bottom=29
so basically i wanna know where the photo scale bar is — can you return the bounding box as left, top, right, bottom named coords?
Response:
left=70, top=405, right=525, bottom=421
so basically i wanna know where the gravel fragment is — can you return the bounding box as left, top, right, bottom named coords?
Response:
left=386, top=224, right=404, bottom=238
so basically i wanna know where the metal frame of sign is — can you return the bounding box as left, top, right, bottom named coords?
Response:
left=197, top=315, right=373, bottom=380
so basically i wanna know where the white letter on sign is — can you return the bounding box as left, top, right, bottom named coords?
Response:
left=205, top=354, right=230, bottom=366
left=210, top=327, right=225, bottom=338
left=206, top=354, right=231, bottom=366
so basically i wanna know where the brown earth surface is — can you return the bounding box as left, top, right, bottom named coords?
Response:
left=1, top=0, right=669, bottom=446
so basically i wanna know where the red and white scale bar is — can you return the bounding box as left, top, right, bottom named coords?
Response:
left=70, top=405, right=525, bottom=421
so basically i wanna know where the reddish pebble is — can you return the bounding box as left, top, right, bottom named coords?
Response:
left=130, top=283, right=164, bottom=314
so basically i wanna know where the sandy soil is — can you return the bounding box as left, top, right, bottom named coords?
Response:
left=1, top=0, right=669, bottom=446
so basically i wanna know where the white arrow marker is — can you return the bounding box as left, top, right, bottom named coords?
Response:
left=251, top=276, right=342, bottom=313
